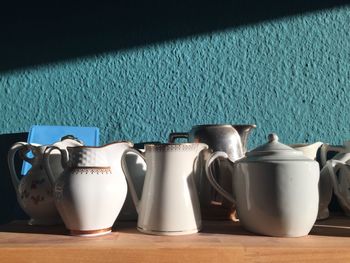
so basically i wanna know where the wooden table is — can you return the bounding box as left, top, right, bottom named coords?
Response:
left=1, top=216, right=350, bottom=263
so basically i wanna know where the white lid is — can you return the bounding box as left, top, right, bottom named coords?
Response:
left=241, top=133, right=313, bottom=162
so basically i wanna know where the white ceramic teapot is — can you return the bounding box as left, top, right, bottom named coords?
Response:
left=321, top=141, right=350, bottom=216
left=206, top=134, right=319, bottom=237
left=7, top=136, right=83, bottom=225
left=44, top=141, right=133, bottom=236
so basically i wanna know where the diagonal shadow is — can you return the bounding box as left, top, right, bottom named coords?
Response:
left=1, top=0, right=350, bottom=72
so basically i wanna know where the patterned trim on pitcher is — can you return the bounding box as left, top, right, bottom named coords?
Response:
left=70, top=167, right=112, bottom=175
left=148, top=144, right=204, bottom=152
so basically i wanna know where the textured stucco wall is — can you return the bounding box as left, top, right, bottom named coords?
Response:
left=0, top=6, right=349, bottom=148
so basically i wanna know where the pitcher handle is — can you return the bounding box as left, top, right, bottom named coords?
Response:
left=7, top=142, right=30, bottom=194
left=44, top=146, right=69, bottom=187
left=205, top=151, right=236, bottom=205
left=320, top=144, right=345, bottom=167
left=121, top=148, right=146, bottom=214
left=168, top=132, right=189, bottom=143
left=327, top=160, right=350, bottom=211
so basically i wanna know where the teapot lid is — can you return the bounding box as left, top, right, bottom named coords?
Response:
left=244, top=133, right=312, bottom=161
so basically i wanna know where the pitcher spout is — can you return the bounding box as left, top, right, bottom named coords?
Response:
left=233, top=124, right=256, bottom=153
left=102, top=141, right=134, bottom=168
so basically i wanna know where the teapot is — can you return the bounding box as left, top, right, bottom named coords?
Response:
left=169, top=124, right=256, bottom=220
left=206, top=134, right=319, bottom=237
left=44, top=141, right=133, bottom=236
left=321, top=141, right=350, bottom=216
left=7, top=136, right=83, bottom=225
left=122, top=143, right=208, bottom=235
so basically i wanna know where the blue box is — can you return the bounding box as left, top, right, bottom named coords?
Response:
left=21, top=125, right=99, bottom=175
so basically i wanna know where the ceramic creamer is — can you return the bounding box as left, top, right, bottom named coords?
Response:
left=44, top=141, right=133, bottom=236
left=7, top=136, right=83, bottom=225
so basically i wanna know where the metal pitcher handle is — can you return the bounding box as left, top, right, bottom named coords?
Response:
left=168, top=132, right=189, bottom=143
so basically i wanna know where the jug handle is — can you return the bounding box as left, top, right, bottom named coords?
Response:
left=168, top=132, right=189, bottom=143
left=327, top=160, right=350, bottom=211
left=121, top=148, right=146, bottom=214
left=320, top=144, right=345, bottom=167
left=7, top=142, right=32, bottom=194
left=44, top=146, right=69, bottom=186
left=205, top=151, right=236, bottom=205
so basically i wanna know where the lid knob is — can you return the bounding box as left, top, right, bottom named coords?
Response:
left=268, top=133, right=279, bottom=143
left=60, top=135, right=84, bottom=144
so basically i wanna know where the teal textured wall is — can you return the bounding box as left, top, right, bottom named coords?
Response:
left=0, top=6, right=349, bottom=148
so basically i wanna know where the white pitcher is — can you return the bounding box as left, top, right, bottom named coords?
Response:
left=7, top=136, right=83, bottom=225
left=122, top=143, right=208, bottom=235
left=44, top=141, right=133, bottom=236
left=289, top=142, right=332, bottom=219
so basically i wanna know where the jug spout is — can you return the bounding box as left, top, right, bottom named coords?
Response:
left=233, top=124, right=256, bottom=153
left=102, top=141, right=134, bottom=168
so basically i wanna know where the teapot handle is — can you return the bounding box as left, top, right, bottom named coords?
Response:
left=44, top=146, right=69, bottom=187
left=168, top=132, right=189, bottom=143
left=205, top=151, right=236, bottom=205
left=121, top=148, right=146, bottom=214
left=320, top=144, right=345, bottom=167
left=7, top=142, right=31, bottom=194
left=327, top=160, right=350, bottom=212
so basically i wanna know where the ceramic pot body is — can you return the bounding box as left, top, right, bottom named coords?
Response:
left=123, top=143, right=208, bottom=235
left=7, top=138, right=82, bottom=225
left=233, top=161, right=319, bottom=237
left=206, top=134, right=320, bottom=237
left=169, top=124, right=256, bottom=220
left=290, top=142, right=332, bottom=220
left=45, top=142, right=132, bottom=236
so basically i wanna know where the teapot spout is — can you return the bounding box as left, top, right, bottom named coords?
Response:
left=233, top=125, right=256, bottom=153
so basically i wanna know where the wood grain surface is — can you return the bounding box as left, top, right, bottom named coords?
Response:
left=1, top=216, right=350, bottom=263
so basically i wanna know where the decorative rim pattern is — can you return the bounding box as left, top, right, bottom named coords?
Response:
left=193, top=124, right=257, bottom=128
left=146, top=143, right=208, bottom=152
left=67, top=141, right=133, bottom=149
left=70, top=167, right=112, bottom=174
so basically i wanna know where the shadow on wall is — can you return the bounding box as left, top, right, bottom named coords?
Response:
left=1, top=0, right=350, bottom=72
left=0, top=133, right=29, bottom=224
